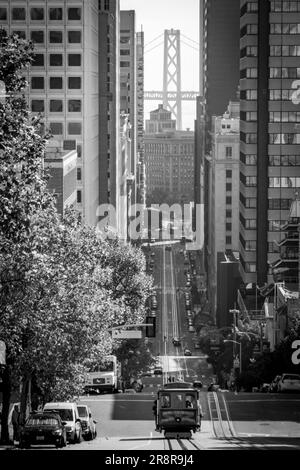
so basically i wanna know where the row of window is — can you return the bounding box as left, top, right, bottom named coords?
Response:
left=0, top=7, right=81, bottom=22
left=240, top=240, right=296, bottom=254
left=242, top=68, right=300, bottom=79
left=241, top=133, right=300, bottom=144
left=240, top=194, right=294, bottom=210
left=242, top=111, right=300, bottom=123
left=14, top=30, right=82, bottom=44
left=241, top=154, right=300, bottom=166
left=269, top=176, right=300, bottom=187
left=270, top=133, right=300, bottom=144
left=269, top=89, right=298, bottom=100
left=49, top=122, right=82, bottom=135
left=240, top=46, right=258, bottom=57
left=31, top=99, right=81, bottom=113
left=269, top=155, right=300, bottom=166
left=270, top=45, right=300, bottom=57
left=30, top=76, right=81, bottom=90
left=270, top=111, right=300, bottom=122
left=32, top=54, right=82, bottom=67
left=270, top=67, right=300, bottom=78
left=270, top=1, right=300, bottom=12
left=241, top=217, right=288, bottom=231
left=31, top=76, right=82, bottom=90
left=240, top=2, right=258, bottom=16
left=270, top=23, right=300, bottom=34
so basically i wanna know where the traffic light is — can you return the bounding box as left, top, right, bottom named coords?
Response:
left=145, top=316, right=156, bottom=337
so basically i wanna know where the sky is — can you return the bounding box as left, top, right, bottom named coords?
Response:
left=120, top=0, right=199, bottom=130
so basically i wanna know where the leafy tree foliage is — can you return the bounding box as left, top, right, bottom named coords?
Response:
left=0, top=32, right=152, bottom=442
left=114, top=339, right=155, bottom=384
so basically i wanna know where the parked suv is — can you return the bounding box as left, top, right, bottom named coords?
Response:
left=19, top=411, right=67, bottom=448
left=77, top=405, right=97, bottom=440
left=43, top=402, right=82, bottom=443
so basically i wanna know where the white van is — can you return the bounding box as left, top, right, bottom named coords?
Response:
left=43, top=402, right=82, bottom=444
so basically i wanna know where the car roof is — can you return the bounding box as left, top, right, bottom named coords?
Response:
left=44, top=402, right=77, bottom=408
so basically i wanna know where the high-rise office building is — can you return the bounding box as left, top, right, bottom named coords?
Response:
left=206, top=102, right=240, bottom=319
left=120, top=10, right=137, bottom=205
left=239, top=0, right=300, bottom=287
left=99, top=0, right=125, bottom=236
left=199, top=0, right=240, bottom=272
left=1, top=0, right=100, bottom=225
left=136, top=30, right=145, bottom=210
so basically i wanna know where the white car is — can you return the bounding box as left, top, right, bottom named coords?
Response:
left=277, top=373, right=300, bottom=393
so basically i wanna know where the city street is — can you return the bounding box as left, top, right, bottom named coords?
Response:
left=21, top=391, right=300, bottom=451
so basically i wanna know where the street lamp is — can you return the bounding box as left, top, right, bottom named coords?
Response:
left=224, top=339, right=242, bottom=374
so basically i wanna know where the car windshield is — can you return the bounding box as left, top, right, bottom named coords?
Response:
left=51, top=409, right=74, bottom=421
left=27, top=417, right=59, bottom=426
left=77, top=406, right=88, bottom=418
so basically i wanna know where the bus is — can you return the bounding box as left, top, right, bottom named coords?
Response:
left=84, top=355, right=121, bottom=394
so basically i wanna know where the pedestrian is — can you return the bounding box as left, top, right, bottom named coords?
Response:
left=11, top=404, right=20, bottom=445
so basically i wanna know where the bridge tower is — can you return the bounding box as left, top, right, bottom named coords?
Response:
left=163, top=29, right=182, bottom=130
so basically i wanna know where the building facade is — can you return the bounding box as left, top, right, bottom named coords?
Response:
left=207, top=102, right=240, bottom=319
left=199, top=0, right=241, bottom=273
left=1, top=0, right=100, bottom=225
left=136, top=29, right=146, bottom=210
left=44, top=145, right=77, bottom=215
left=145, top=106, right=194, bottom=206
left=99, top=0, right=124, bottom=235
left=239, top=0, right=300, bottom=287
left=120, top=10, right=137, bottom=205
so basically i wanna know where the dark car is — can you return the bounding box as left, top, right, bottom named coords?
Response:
left=77, top=405, right=97, bottom=440
left=193, top=381, right=203, bottom=390
left=172, top=337, right=181, bottom=347
left=19, top=412, right=67, bottom=449
left=154, top=367, right=163, bottom=375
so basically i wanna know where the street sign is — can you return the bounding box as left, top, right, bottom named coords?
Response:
left=112, top=330, right=142, bottom=339
left=0, top=340, right=6, bottom=365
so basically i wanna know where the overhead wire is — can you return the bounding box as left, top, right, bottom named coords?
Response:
left=144, top=41, right=164, bottom=55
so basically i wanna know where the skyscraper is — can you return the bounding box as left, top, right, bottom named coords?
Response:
left=239, top=0, right=300, bottom=287
left=1, top=0, right=100, bottom=225
left=120, top=10, right=137, bottom=205
left=199, top=0, right=240, bottom=272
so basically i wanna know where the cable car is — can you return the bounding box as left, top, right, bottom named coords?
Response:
left=154, top=382, right=202, bottom=438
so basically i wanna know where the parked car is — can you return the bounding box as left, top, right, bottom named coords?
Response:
left=269, top=375, right=282, bottom=393
left=172, top=337, right=181, bottom=347
left=43, top=402, right=82, bottom=444
left=19, top=411, right=67, bottom=449
left=184, top=348, right=192, bottom=356
left=77, top=405, right=97, bottom=440
left=277, top=373, right=300, bottom=393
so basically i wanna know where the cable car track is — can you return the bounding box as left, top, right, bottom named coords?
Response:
left=165, top=437, right=204, bottom=450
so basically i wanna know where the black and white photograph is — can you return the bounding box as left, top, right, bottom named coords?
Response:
left=0, top=0, right=300, bottom=460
